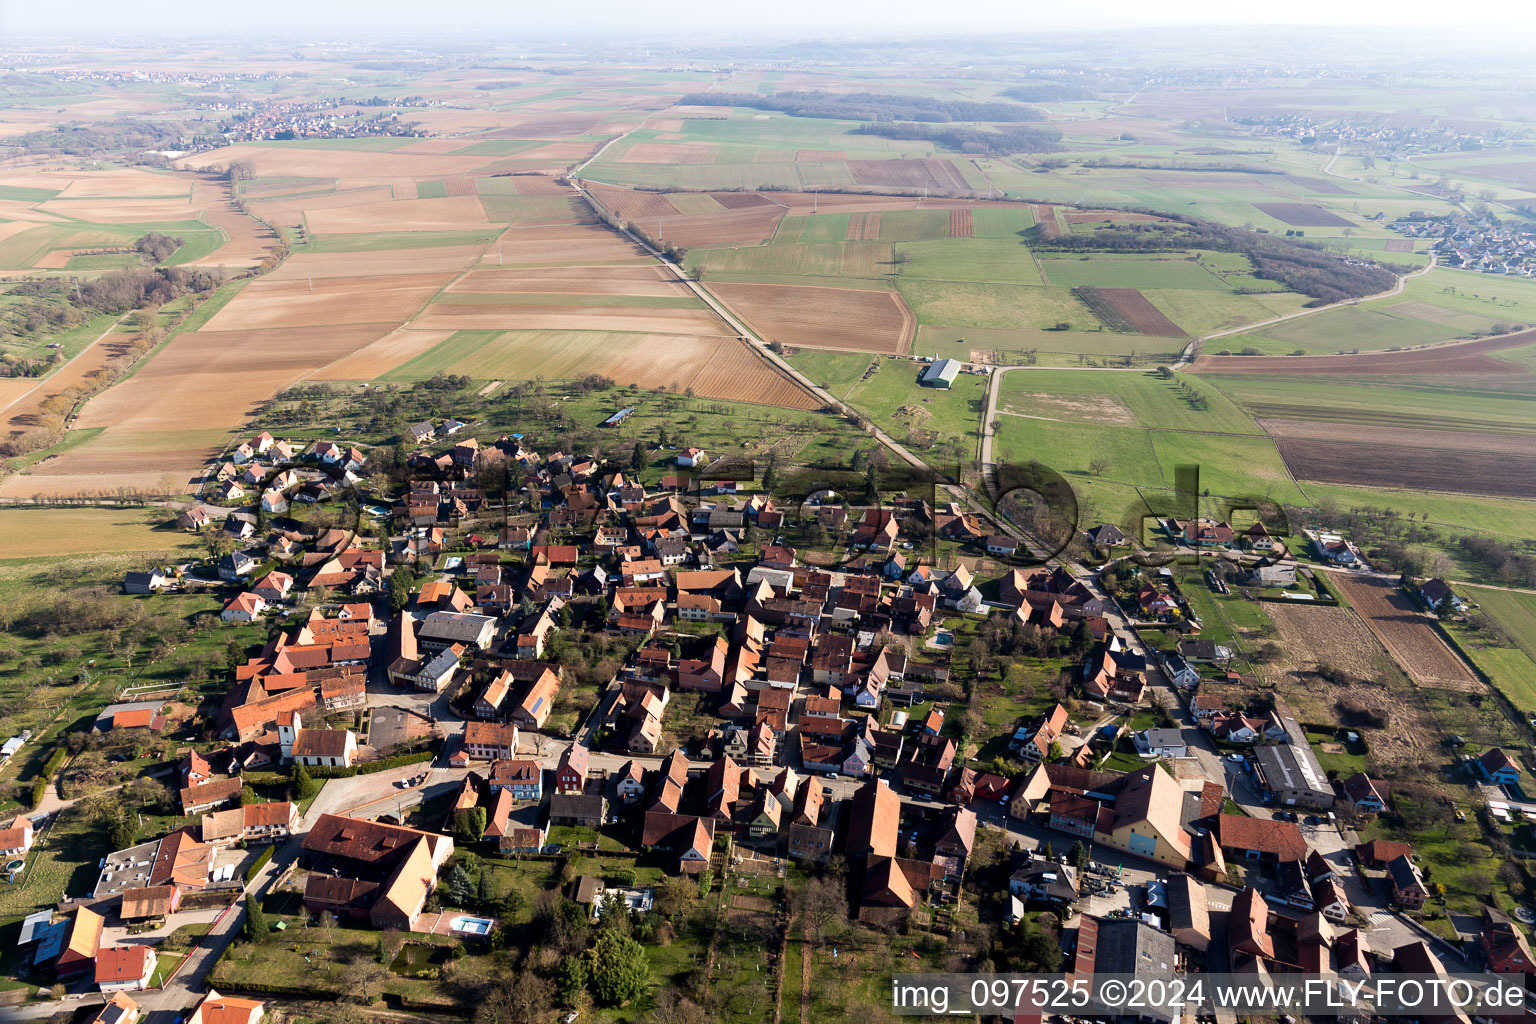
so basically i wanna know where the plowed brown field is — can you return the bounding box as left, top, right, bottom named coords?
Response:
left=492, top=224, right=649, bottom=264
left=201, top=273, right=450, bottom=331
left=620, top=142, right=717, bottom=164
left=847, top=159, right=970, bottom=190
left=1258, top=418, right=1536, bottom=456
left=1076, top=287, right=1187, bottom=337
left=586, top=182, right=679, bottom=220
left=1253, top=203, right=1355, bottom=227
left=711, top=192, right=775, bottom=209
left=410, top=304, right=729, bottom=336
left=308, top=327, right=457, bottom=380
left=710, top=282, right=915, bottom=354
left=188, top=176, right=280, bottom=270
left=267, top=246, right=485, bottom=281
left=651, top=207, right=785, bottom=249
left=1274, top=439, right=1536, bottom=499
left=1192, top=330, right=1536, bottom=373
left=447, top=265, right=688, bottom=296
left=1332, top=574, right=1482, bottom=691
left=305, top=195, right=490, bottom=234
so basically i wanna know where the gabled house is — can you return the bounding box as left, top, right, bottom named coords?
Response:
left=1477, top=747, right=1521, bottom=785
left=1340, top=773, right=1389, bottom=813
left=1387, top=854, right=1428, bottom=909
left=1482, top=907, right=1536, bottom=973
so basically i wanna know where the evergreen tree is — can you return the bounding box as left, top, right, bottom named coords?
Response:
left=630, top=442, right=647, bottom=473
left=245, top=898, right=267, bottom=943
left=388, top=565, right=416, bottom=613
left=294, top=764, right=318, bottom=800
left=587, top=931, right=651, bottom=1006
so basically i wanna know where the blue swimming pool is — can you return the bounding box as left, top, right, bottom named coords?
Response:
left=450, top=915, right=494, bottom=935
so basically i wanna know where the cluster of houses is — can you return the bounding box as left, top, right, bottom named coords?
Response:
left=205, top=431, right=366, bottom=510
left=1392, top=212, right=1536, bottom=278
left=90, top=412, right=1536, bottom=1007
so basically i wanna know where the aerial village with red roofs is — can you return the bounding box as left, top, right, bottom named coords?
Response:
left=0, top=403, right=1527, bottom=1024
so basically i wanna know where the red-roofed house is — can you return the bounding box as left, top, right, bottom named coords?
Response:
left=96, top=945, right=156, bottom=993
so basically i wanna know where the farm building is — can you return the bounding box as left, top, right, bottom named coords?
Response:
left=601, top=407, right=636, bottom=427
left=918, top=359, right=961, bottom=389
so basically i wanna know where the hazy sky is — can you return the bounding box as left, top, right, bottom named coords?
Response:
left=5, top=0, right=1536, bottom=37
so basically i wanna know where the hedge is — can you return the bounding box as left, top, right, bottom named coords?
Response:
left=299, top=750, right=434, bottom=781
left=27, top=779, right=46, bottom=809
left=36, top=746, right=68, bottom=782
left=245, top=844, right=276, bottom=883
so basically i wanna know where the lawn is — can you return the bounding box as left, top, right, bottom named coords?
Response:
left=0, top=806, right=113, bottom=918
left=785, top=349, right=875, bottom=397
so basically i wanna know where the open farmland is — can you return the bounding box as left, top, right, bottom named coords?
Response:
left=1192, top=329, right=1536, bottom=373
left=1251, top=203, right=1358, bottom=227
left=1262, top=602, right=1433, bottom=771
left=1074, top=287, right=1188, bottom=336
left=709, top=282, right=916, bottom=353
left=304, top=195, right=492, bottom=233
left=307, top=327, right=457, bottom=380
left=409, top=303, right=731, bottom=335
left=1469, top=588, right=1536, bottom=665
left=1274, top=439, right=1536, bottom=498
left=0, top=507, right=203, bottom=560
left=200, top=273, right=450, bottom=331
left=847, top=159, right=970, bottom=189
left=1332, top=574, right=1482, bottom=691
left=384, top=329, right=818, bottom=409
left=447, top=264, right=691, bottom=297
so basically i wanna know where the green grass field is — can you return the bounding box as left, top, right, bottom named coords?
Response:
left=0, top=185, right=60, bottom=202
left=1202, top=374, right=1536, bottom=436
left=477, top=195, right=587, bottom=223
left=998, top=369, right=1262, bottom=434
left=896, top=279, right=1097, bottom=330
left=897, top=238, right=1043, bottom=285
left=415, top=180, right=448, bottom=199
left=993, top=368, right=1307, bottom=508
left=1218, top=305, right=1467, bottom=355
left=1466, top=587, right=1536, bottom=666
left=0, top=508, right=204, bottom=560
left=301, top=229, right=501, bottom=253
left=1040, top=255, right=1229, bottom=290
left=917, top=325, right=1182, bottom=362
